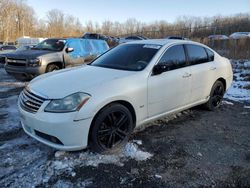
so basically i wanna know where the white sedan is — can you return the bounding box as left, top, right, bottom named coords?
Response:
left=18, top=39, right=233, bottom=152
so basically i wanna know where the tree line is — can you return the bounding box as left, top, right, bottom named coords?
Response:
left=0, top=0, right=250, bottom=42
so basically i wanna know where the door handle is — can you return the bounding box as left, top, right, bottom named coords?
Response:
left=182, top=72, right=192, bottom=78
left=210, top=67, right=216, bottom=70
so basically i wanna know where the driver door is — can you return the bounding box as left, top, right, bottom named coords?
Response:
left=147, top=44, right=192, bottom=117
left=64, top=39, right=85, bottom=67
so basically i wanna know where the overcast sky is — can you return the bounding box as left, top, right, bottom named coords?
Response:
left=27, top=0, right=250, bottom=24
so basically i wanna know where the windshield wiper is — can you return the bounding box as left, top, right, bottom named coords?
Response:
left=92, top=64, right=133, bottom=71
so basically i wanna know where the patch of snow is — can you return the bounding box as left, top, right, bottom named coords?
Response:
left=244, top=105, right=250, bottom=109
left=49, top=141, right=152, bottom=171
left=222, top=100, right=234, bottom=105
left=244, top=61, right=250, bottom=68
left=155, top=174, right=162, bottom=179
left=197, top=152, right=203, bottom=157
left=79, top=152, right=123, bottom=167
left=53, top=161, right=70, bottom=170
left=224, top=81, right=250, bottom=102
left=55, top=151, right=66, bottom=158
left=0, top=68, right=26, bottom=92
left=0, top=95, right=20, bottom=133
left=224, top=60, right=250, bottom=102
left=52, top=180, right=73, bottom=188
left=76, top=179, right=93, bottom=187
left=133, top=140, right=142, bottom=145
left=123, top=142, right=153, bottom=161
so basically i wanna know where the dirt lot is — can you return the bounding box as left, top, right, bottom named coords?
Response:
left=0, top=61, right=250, bottom=188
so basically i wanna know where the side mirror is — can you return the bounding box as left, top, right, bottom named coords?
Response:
left=66, top=47, right=74, bottom=53
left=152, top=64, right=168, bottom=75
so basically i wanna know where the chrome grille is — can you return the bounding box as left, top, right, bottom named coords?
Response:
left=20, top=88, right=46, bottom=113
left=7, top=58, right=27, bottom=67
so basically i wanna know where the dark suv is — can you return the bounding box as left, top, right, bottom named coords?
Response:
left=5, top=38, right=109, bottom=80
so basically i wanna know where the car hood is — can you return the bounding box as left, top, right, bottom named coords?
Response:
left=29, top=65, right=136, bottom=99
left=6, top=49, right=55, bottom=59
left=0, top=50, right=15, bottom=55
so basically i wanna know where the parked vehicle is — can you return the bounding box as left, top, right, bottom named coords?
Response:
left=119, top=35, right=148, bottom=44
left=0, top=46, right=33, bottom=65
left=165, top=36, right=187, bottom=40
left=18, top=39, right=233, bottom=152
left=0, top=45, right=17, bottom=65
left=208, top=35, right=229, bottom=40
left=229, top=32, right=250, bottom=39
left=5, top=38, right=109, bottom=80
left=0, top=45, right=17, bottom=52
left=82, top=33, right=118, bottom=47
left=16, top=37, right=45, bottom=46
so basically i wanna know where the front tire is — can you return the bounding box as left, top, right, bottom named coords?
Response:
left=90, top=103, right=134, bottom=153
left=46, top=64, right=60, bottom=73
left=205, top=80, right=225, bottom=111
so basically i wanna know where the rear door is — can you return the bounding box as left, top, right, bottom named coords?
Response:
left=147, top=44, right=192, bottom=117
left=185, top=44, right=216, bottom=103
left=81, top=40, right=97, bottom=63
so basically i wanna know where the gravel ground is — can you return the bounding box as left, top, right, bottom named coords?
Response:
left=0, top=60, right=249, bottom=188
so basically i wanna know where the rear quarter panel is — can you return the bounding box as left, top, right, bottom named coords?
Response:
left=214, top=55, right=233, bottom=91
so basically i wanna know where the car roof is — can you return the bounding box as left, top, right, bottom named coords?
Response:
left=126, top=39, right=201, bottom=46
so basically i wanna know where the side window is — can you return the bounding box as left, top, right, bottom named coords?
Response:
left=158, top=45, right=186, bottom=71
left=186, top=44, right=208, bottom=65
left=205, top=48, right=214, bottom=62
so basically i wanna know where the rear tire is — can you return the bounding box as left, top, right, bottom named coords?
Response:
left=90, top=103, right=134, bottom=153
left=46, top=64, right=60, bottom=73
left=204, top=80, right=225, bottom=111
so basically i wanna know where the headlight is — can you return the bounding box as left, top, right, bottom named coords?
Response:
left=28, top=58, right=41, bottom=67
left=44, top=92, right=90, bottom=113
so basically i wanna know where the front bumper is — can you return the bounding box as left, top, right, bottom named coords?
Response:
left=18, top=100, right=93, bottom=151
left=5, top=64, right=46, bottom=78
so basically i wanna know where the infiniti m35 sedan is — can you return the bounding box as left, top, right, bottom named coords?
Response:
left=18, top=39, right=233, bottom=152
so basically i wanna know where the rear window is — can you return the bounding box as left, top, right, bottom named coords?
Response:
left=91, top=44, right=161, bottom=71
left=185, top=44, right=208, bottom=65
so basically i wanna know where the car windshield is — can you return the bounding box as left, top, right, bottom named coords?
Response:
left=32, top=39, right=65, bottom=51
left=90, top=44, right=161, bottom=71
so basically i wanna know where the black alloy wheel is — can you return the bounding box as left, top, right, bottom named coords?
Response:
left=205, top=80, right=225, bottom=110
left=90, top=103, right=134, bottom=153
left=211, top=84, right=224, bottom=107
